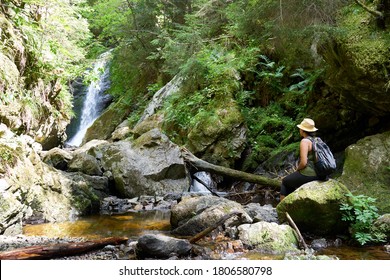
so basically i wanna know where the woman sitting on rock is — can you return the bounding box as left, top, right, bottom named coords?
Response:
left=280, top=118, right=320, bottom=201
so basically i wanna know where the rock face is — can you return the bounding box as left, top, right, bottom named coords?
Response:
left=339, top=131, right=390, bottom=214
left=0, top=9, right=76, bottom=150
left=0, top=124, right=104, bottom=235
left=170, top=195, right=252, bottom=236
left=276, top=179, right=350, bottom=235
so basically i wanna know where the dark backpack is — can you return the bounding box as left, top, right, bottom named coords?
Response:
left=309, top=137, right=336, bottom=180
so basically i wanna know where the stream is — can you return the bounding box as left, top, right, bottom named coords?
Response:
left=22, top=209, right=389, bottom=260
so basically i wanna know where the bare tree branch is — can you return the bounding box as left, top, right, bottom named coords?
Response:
left=354, top=0, right=383, bottom=18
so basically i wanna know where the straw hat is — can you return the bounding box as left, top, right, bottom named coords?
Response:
left=297, top=118, right=318, bottom=132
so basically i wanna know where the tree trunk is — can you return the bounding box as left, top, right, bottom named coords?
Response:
left=181, top=147, right=281, bottom=190
left=0, top=237, right=129, bottom=260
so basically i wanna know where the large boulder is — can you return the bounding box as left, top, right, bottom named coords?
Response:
left=339, top=131, right=390, bottom=214
left=98, top=129, right=188, bottom=197
left=237, top=222, right=299, bottom=254
left=276, top=179, right=350, bottom=235
left=170, top=195, right=252, bottom=236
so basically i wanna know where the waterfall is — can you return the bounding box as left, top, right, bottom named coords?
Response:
left=190, top=171, right=214, bottom=194
left=66, top=51, right=112, bottom=147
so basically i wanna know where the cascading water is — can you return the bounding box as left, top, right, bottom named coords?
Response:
left=190, top=171, right=214, bottom=194
left=66, top=51, right=112, bottom=147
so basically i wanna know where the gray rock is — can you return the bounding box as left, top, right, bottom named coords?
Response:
left=171, top=196, right=252, bottom=236
left=0, top=126, right=103, bottom=234
left=136, top=234, right=192, bottom=259
left=99, top=130, right=188, bottom=197
left=42, top=147, right=73, bottom=170
left=311, top=238, right=328, bottom=250
left=68, top=152, right=103, bottom=176
left=244, top=203, right=278, bottom=223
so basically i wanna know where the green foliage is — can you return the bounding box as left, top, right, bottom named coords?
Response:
left=0, top=144, right=19, bottom=173
left=340, top=193, right=386, bottom=245
left=162, top=90, right=209, bottom=144
left=1, top=0, right=93, bottom=130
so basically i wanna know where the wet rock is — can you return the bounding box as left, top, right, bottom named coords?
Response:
left=310, top=238, right=328, bottom=250
left=0, top=125, right=103, bottom=234
left=82, top=99, right=130, bottom=144
left=136, top=234, right=192, bottom=259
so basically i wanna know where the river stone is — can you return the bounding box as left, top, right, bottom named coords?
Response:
left=98, top=130, right=188, bottom=197
left=136, top=234, right=192, bottom=259
left=339, top=131, right=390, bottom=213
left=237, top=222, right=299, bottom=253
left=42, top=147, right=73, bottom=170
left=170, top=196, right=252, bottom=236
left=276, top=179, right=350, bottom=235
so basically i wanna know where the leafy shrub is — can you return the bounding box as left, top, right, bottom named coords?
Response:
left=340, top=193, right=386, bottom=245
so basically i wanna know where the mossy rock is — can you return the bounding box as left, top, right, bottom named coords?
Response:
left=276, top=179, right=350, bottom=235
left=321, top=5, right=390, bottom=116
left=373, top=214, right=390, bottom=240
left=186, top=98, right=246, bottom=167
left=82, top=98, right=130, bottom=144
left=339, top=131, right=390, bottom=214
left=237, top=222, right=299, bottom=254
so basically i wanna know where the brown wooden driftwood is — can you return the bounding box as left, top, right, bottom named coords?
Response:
left=285, top=212, right=308, bottom=251
left=0, top=236, right=129, bottom=260
left=181, top=147, right=281, bottom=190
left=189, top=211, right=242, bottom=244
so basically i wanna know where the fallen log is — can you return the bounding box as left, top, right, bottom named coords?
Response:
left=189, top=211, right=242, bottom=244
left=181, top=147, right=281, bottom=190
left=0, top=236, right=129, bottom=260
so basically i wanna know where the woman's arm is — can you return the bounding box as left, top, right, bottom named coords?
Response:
left=297, top=139, right=311, bottom=170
